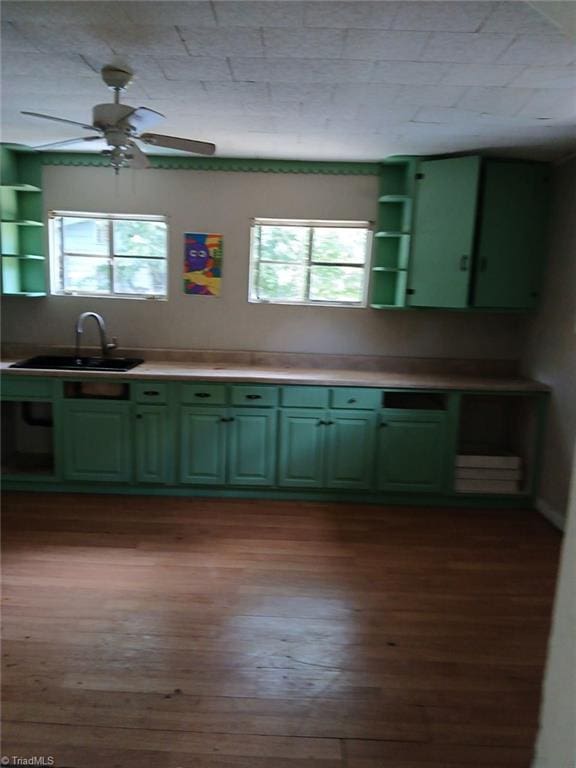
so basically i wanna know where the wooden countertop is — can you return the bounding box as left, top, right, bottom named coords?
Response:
left=0, top=359, right=549, bottom=392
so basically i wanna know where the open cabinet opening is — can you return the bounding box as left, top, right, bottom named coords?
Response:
left=1, top=401, right=55, bottom=476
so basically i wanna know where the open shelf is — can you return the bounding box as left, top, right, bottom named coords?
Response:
left=370, top=269, right=407, bottom=308
left=373, top=233, right=410, bottom=270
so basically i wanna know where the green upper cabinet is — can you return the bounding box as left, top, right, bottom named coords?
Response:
left=408, top=156, right=481, bottom=309
left=407, top=155, right=550, bottom=311
left=473, top=161, right=550, bottom=309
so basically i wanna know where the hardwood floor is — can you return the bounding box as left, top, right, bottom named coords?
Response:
left=1, top=493, right=561, bottom=768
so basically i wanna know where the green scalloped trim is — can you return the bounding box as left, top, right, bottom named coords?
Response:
left=40, top=152, right=379, bottom=175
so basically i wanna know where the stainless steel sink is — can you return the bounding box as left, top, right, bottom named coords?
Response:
left=10, top=355, right=144, bottom=372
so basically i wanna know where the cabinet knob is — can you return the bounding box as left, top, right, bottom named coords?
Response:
left=136, top=414, right=143, bottom=419
left=246, top=394, right=262, bottom=400
left=195, top=392, right=211, bottom=398
left=143, top=390, right=159, bottom=396
left=325, top=420, right=334, bottom=426
left=348, top=398, right=357, bottom=403
left=220, top=416, right=235, bottom=423
left=380, top=422, right=388, bottom=428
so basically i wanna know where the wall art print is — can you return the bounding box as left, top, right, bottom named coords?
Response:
left=183, top=232, right=223, bottom=296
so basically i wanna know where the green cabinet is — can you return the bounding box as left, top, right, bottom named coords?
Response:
left=62, top=401, right=131, bottom=482
left=408, top=156, right=549, bottom=310
left=135, top=405, right=170, bottom=484
left=376, top=411, right=447, bottom=492
left=180, top=406, right=227, bottom=485
left=278, top=408, right=376, bottom=490
left=228, top=408, right=277, bottom=486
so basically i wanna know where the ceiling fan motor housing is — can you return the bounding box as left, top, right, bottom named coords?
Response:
left=100, top=64, right=134, bottom=91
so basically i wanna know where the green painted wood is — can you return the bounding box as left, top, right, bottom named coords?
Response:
left=278, top=409, right=325, bottom=488
left=135, top=405, right=169, bottom=484
left=180, top=382, right=228, bottom=405
left=280, top=386, right=329, bottom=408
left=376, top=411, right=447, bottom=492
left=2, top=377, right=54, bottom=400
left=408, top=156, right=481, bottom=308
left=228, top=408, right=276, bottom=486
left=230, top=385, right=278, bottom=408
left=473, top=161, right=550, bottom=309
left=331, top=387, right=382, bottom=410
left=180, top=406, right=227, bottom=485
left=325, top=410, right=377, bottom=490
left=62, top=401, right=131, bottom=482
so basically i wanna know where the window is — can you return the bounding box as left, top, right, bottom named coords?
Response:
left=249, top=219, right=372, bottom=307
left=49, top=212, right=168, bottom=299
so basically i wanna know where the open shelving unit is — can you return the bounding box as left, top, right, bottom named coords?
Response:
left=0, top=146, right=46, bottom=297
left=370, top=157, right=417, bottom=309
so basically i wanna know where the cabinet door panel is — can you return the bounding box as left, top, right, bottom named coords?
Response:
left=135, top=406, right=169, bottom=484
left=473, top=161, right=549, bottom=309
left=409, top=156, right=481, bottom=308
left=228, top=409, right=276, bottom=486
left=377, top=413, right=446, bottom=493
left=180, top=407, right=226, bottom=485
left=325, top=410, right=377, bottom=490
left=278, top=409, right=325, bottom=488
left=63, top=401, right=131, bottom=482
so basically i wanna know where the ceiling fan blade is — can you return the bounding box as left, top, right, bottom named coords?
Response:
left=21, top=111, right=96, bottom=131
left=33, top=136, right=104, bottom=150
left=139, top=132, right=216, bottom=156
left=126, top=107, right=165, bottom=132
left=127, top=141, right=150, bottom=169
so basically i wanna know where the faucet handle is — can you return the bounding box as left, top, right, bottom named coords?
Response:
left=106, top=336, right=118, bottom=352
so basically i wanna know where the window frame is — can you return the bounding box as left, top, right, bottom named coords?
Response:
left=49, top=211, right=169, bottom=300
left=248, top=218, right=373, bottom=308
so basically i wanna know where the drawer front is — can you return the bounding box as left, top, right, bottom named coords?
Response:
left=280, top=386, right=329, bottom=408
left=180, top=382, right=228, bottom=405
left=231, top=385, right=278, bottom=408
left=331, top=387, right=382, bottom=410
left=133, top=381, right=168, bottom=404
left=1, top=375, right=54, bottom=400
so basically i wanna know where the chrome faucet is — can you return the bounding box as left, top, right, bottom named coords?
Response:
left=75, top=312, right=118, bottom=360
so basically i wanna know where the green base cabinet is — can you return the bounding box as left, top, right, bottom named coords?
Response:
left=376, top=411, right=447, bottom=493
left=278, top=409, right=325, bottom=488
left=135, top=405, right=170, bottom=484
left=180, top=407, right=227, bottom=485
left=228, top=408, right=276, bottom=486
left=62, top=401, right=131, bottom=482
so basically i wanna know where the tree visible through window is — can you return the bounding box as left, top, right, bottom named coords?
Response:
left=49, top=212, right=168, bottom=298
left=249, top=219, right=372, bottom=306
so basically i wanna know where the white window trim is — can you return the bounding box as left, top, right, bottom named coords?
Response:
left=249, top=218, right=373, bottom=308
left=49, top=211, right=169, bottom=301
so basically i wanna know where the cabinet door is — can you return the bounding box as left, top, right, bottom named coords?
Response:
left=228, top=408, right=276, bottom=486
left=135, top=405, right=170, bottom=484
left=376, top=412, right=447, bottom=493
left=409, top=156, right=481, bottom=308
left=278, top=409, right=325, bottom=488
left=180, top=407, right=226, bottom=485
left=63, top=401, right=131, bottom=482
left=325, top=410, right=377, bottom=490
left=473, top=161, right=550, bottom=309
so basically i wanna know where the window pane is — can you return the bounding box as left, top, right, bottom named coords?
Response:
left=64, top=256, right=110, bottom=293
left=259, top=226, right=308, bottom=263
left=255, top=263, right=306, bottom=301
left=114, top=258, right=167, bottom=295
left=62, top=217, right=109, bottom=256
left=114, top=220, right=167, bottom=258
left=309, top=266, right=364, bottom=303
left=312, top=228, right=368, bottom=264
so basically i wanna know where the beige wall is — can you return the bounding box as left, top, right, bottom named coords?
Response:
left=1, top=165, right=524, bottom=360
left=523, top=158, right=576, bottom=523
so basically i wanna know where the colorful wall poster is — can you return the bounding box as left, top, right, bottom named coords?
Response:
left=183, top=233, right=223, bottom=296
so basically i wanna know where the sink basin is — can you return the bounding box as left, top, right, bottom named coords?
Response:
left=10, top=355, right=144, bottom=372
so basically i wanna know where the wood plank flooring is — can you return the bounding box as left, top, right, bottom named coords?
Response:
left=1, top=493, right=561, bottom=768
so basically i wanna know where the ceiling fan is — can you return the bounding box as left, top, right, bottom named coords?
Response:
left=21, top=63, right=216, bottom=173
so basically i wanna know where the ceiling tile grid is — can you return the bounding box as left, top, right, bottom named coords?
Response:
left=1, top=0, right=575, bottom=161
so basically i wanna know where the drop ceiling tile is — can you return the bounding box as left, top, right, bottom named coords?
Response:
left=458, top=86, right=534, bottom=116
left=122, top=1, right=216, bottom=26
left=419, top=32, right=513, bottom=63
left=138, top=80, right=208, bottom=100
left=395, top=84, right=466, bottom=107
left=356, top=103, right=419, bottom=125
left=203, top=82, right=269, bottom=105
left=3, top=51, right=95, bottom=78
left=331, top=83, right=400, bottom=109
left=442, top=62, right=525, bottom=86
left=2, top=1, right=130, bottom=25
left=1, top=22, right=39, bottom=52
left=481, top=2, right=557, bottom=34
left=343, top=30, right=429, bottom=61
left=414, top=106, right=516, bottom=125
left=497, top=34, right=576, bottom=66
left=391, top=1, right=494, bottom=32
left=157, top=57, right=232, bottom=82
left=513, top=66, right=576, bottom=88
left=179, top=27, right=264, bottom=57
left=270, top=83, right=337, bottom=104
left=304, top=2, right=400, bottom=30
left=516, top=88, right=576, bottom=119
left=2, top=74, right=146, bottom=99
left=13, top=23, right=115, bottom=56
left=94, top=25, right=190, bottom=57
left=372, top=61, right=449, bottom=85
left=263, top=28, right=345, bottom=58
left=231, top=58, right=374, bottom=83
left=213, top=2, right=305, bottom=28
